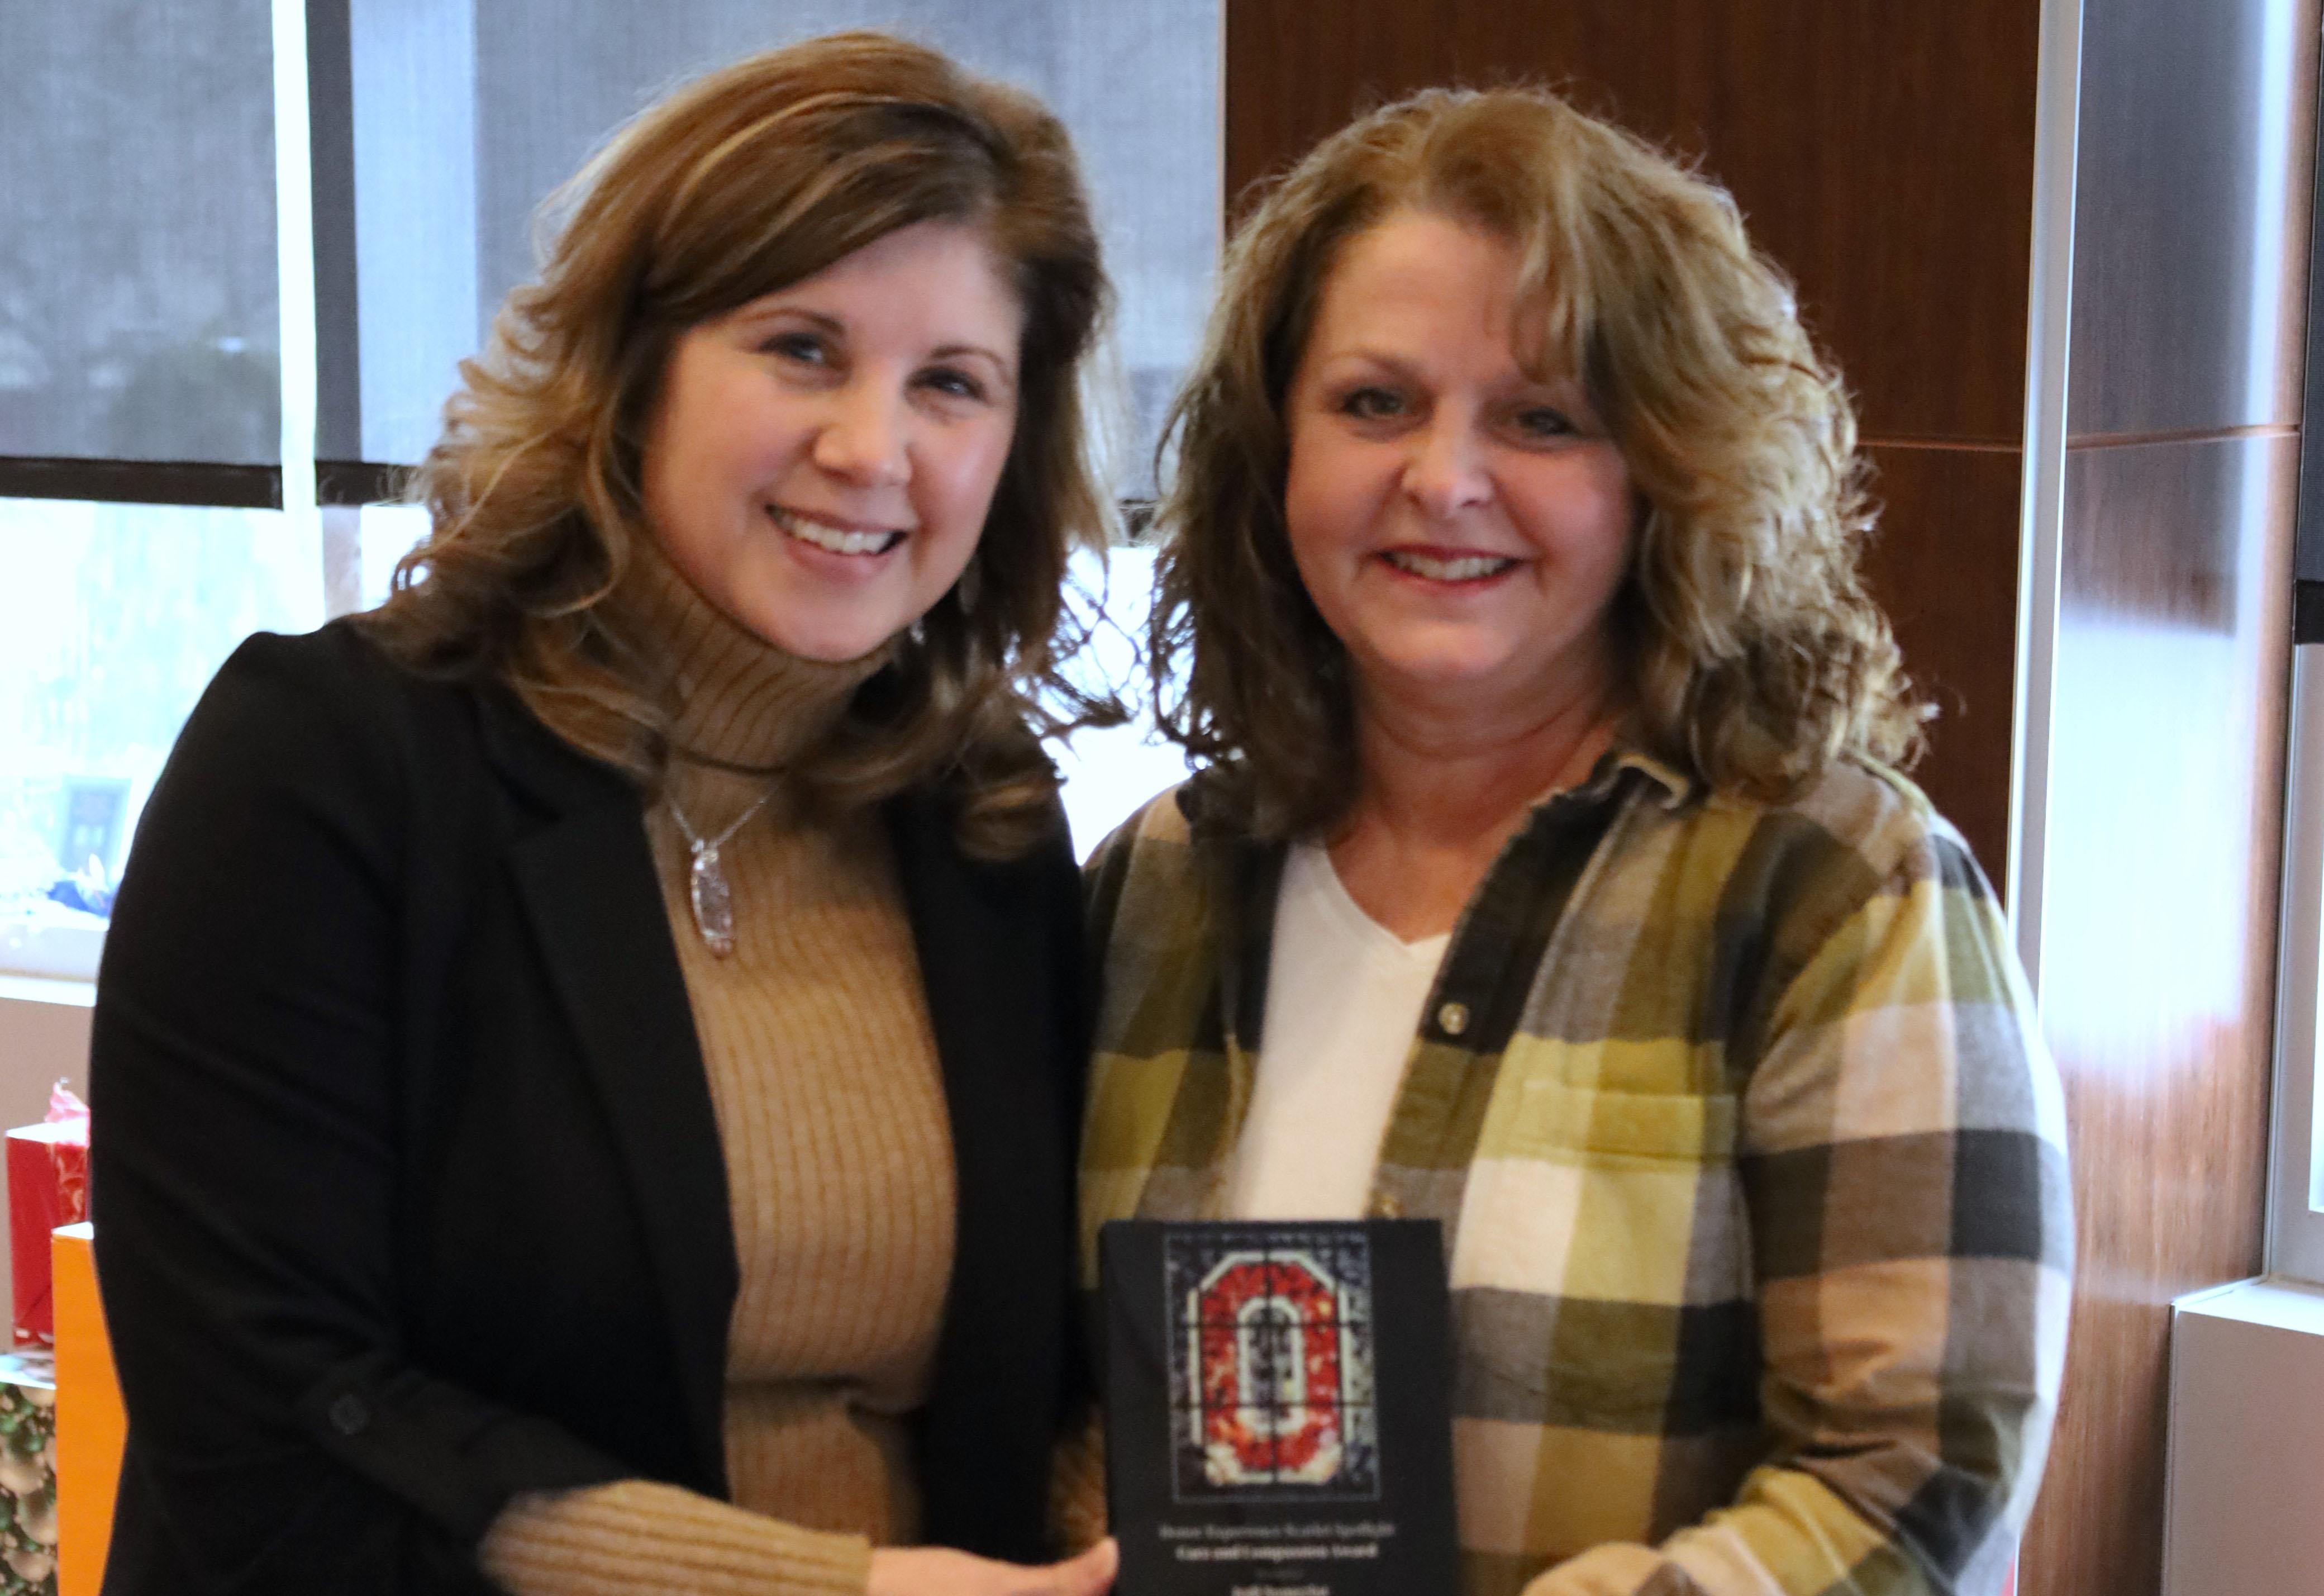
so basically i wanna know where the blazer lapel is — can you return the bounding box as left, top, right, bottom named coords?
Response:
left=882, top=788, right=1071, bottom=1555
left=480, top=691, right=737, bottom=1495
left=882, top=791, right=1027, bottom=1299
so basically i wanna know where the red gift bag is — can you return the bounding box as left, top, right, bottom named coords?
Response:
left=8, top=1082, right=90, bottom=1346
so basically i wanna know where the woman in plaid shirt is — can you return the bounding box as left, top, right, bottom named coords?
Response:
left=1078, top=87, right=2069, bottom=1595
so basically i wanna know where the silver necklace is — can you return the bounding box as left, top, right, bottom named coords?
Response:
left=666, top=789, right=772, bottom=958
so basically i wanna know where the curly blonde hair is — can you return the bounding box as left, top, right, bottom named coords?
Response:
left=1153, top=85, right=1921, bottom=837
left=361, top=32, right=1115, bottom=857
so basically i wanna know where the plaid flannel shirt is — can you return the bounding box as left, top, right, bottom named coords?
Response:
left=1080, top=750, right=2070, bottom=1596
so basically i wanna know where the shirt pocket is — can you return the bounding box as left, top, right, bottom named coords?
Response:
left=1451, top=1071, right=1747, bottom=1432
left=1489, top=1069, right=1736, bottom=1166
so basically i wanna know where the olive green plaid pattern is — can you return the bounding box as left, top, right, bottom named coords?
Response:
left=1080, top=753, right=2070, bottom=1596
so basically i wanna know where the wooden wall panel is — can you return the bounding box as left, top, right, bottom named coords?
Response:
left=2020, top=433, right=2296, bottom=1596
left=2017, top=3, right=2317, bottom=1590
left=1222, top=0, right=2039, bottom=889
left=1220, top=3, right=2035, bottom=1564
left=1858, top=445, right=2023, bottom=886
left=2066, top=0, right=2320, bottom=438
left=1225, top=0, right=2041, bottom=443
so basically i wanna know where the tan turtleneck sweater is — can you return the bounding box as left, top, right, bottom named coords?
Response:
left=479, top=550, right=957, bottom=1596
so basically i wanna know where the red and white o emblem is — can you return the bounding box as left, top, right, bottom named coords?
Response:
left=1189, top=1250, right=1346, bottom=1485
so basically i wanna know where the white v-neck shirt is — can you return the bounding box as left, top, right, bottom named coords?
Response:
left=1224, top=841, right=1451, bottom=1220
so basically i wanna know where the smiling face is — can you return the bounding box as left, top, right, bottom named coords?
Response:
left=639, top=218, right=1025, bottom=662
left=1283, top=207, right=1635, bottom=729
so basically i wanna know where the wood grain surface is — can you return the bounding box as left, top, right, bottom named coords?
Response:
left=1221, top=0, right=2040, bottom=898
left=1224, top=0, right=2041, bottom=444
left=2018, top=433, right=2297, bottom=1596
left=2065, top=0, right=2319, bottom=440
left=1856, top=445, right=2023, bottom=889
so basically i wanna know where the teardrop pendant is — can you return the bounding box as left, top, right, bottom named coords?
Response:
left=666, top=787, right=769, bottom=957
left=687, top=841, right=737, bottom=958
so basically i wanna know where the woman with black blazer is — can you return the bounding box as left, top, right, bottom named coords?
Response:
left=89, top=34, right=1119, bottom=1596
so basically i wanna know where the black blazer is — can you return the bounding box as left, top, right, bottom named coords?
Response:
left=89, top=623, right=1088, bottom=1594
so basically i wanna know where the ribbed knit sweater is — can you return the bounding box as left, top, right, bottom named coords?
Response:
left=479, top=551, right=955, bottom=1596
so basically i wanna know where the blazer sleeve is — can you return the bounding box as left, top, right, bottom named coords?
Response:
left=91, top=631, right=627, bottom=1594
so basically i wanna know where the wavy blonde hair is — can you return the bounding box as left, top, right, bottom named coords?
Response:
left=361, top=32, right=1115, bottom=857
left=1153, top=86, right=1922, bottom=837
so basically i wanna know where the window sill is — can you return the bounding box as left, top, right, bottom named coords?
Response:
left=2175, top=1273, right=2324, bottom=1331
left=0, top=975, right=94, bottom=1011
left=2164, top=1276, right=2324, bottom=1593
left=0, top=910, right=103, bottom=986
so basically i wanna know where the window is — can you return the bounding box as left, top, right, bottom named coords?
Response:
left=1057, top=545, right=1193, bottom=858
left=0, top=500, right=318, bottom=978
left=1, top=0, right=1217, bottom=979
left=0, top=0, right=280, bottom=469
left=2269, top=650, right=2324, bottom=1283
left=340, top=0, right=1219, bottom=482
left=1, top=0, right=288, bottom=981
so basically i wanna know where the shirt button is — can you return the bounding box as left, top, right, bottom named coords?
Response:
left=1437, top=1001, right=1470, bottom=1037
left=328, top=1394, right=372, bottom=1436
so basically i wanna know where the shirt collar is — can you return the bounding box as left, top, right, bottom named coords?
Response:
left=1175, top=739, right=1702, bottom=839
left=1574, top=744, right=1697, bottom=810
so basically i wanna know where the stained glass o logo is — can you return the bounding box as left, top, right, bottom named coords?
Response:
left=1190, top=1251, right=1346, bottom=1485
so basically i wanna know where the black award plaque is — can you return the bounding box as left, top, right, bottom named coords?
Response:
left=1100, top=1219, right=1459, bottom=1596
